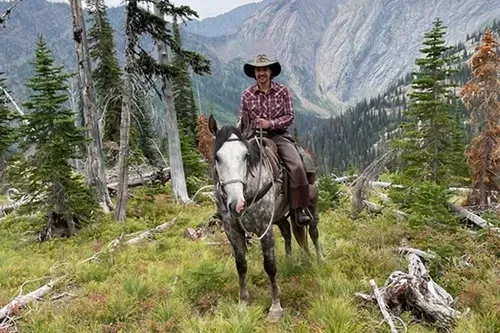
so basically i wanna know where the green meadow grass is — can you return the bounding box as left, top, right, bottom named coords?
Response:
left=0, top=188, right=498, bottom=332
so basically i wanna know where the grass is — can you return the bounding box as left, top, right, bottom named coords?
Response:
left=0, top=186, right=498, bottom=332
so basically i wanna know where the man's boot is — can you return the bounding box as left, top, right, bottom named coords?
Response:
left=295, top=207, right=311, bottom=225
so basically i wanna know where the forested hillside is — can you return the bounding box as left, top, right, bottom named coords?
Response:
left=302, top=19, right=500, bottom=173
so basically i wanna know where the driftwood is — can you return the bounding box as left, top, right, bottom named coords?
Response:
left=107, top=168, right=170, bottom=194
left=356, top=252, right=462, bottom=328
left=446, top=202, right=500, bottom=233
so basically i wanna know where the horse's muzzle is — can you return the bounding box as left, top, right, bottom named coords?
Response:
left=229, top=199, right=246, bottom=217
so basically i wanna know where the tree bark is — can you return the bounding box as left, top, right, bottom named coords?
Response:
left=69, top=0, right=112, bottom=213
left=152, top=5, right=189, bottom=203
left=114, top=54, right=132, bottom=222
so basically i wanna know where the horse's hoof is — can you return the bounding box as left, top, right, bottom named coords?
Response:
left=266, top=306, right=284, bottom=322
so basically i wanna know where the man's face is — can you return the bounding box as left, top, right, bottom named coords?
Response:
left=255, top=66, right=272, bottom=85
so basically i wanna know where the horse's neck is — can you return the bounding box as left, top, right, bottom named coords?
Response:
left=247, top=158, right=274, bottom=192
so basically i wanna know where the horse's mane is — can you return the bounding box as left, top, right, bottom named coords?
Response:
left=212, top=125, right=261, bottom=171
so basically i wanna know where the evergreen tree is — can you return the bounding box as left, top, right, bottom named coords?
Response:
left=0, top=73, right=17, bottom=173
left=172, top=18, right=198, bottom=142
left=390, top=18, right=460, bottom=186
left=388, top=18, right=463, bottom=227
left=7, top=36, right=97, bottom=240
left=87, top=0, right=122, bottom=151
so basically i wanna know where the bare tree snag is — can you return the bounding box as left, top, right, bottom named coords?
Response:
left=114, top=65, right=132, bottom=222
left=351, top=150, right=396, bottom=219
left=0, top=0, right=24, bottom=27
left=152, top=4, right=190, bottom=203
left=357, top=253, right=463, bottom=328
left=369, top=279, right=399, bottom=333
left=69, top=0, right=112, bottom=213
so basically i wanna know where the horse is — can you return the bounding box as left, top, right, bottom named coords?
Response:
left=208, top=114, right=324, bottom=321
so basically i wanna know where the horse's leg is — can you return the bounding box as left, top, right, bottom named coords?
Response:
left=261, top=230, right=284, bottom=321
left=308, top=205, right=325, bottom=264
left=226, top=226, right=249, bottom=307
left=276, top=217, right=292, bottom=256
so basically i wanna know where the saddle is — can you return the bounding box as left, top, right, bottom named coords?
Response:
left=249, top=132, right=318, bottom=221
left=250, top=130, right=318, bottom=184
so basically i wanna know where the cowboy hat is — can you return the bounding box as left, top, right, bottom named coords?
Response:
left=243, top=54, right=281, bottom=79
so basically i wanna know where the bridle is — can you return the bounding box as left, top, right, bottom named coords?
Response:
left=214, top=128, right=279, bottom=240
left=214, top=137, right=250, bottom=199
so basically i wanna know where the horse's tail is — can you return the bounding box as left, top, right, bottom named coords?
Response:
left=291, top=222, right=309, bottom=255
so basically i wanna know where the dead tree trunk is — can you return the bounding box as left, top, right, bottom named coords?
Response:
left=152, top=5, right=189, bottom=203
left=69, top=0, right=112, bottom=213
left=114, top=32, right=133, bottom=222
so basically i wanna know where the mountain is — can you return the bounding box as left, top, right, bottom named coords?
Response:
left=184, top=0, right=273, bottom=38
left=1, top=0, right=499, bottom=122
left=301, top=22, right=500, bottom=173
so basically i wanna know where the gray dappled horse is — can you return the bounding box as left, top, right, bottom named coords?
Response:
left=208, top=114, right=324, bottom=321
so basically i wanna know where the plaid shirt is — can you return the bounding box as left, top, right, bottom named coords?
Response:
left=238, top=81, right=294, bottom=130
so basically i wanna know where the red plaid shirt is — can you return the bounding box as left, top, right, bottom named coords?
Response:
left=238, top=81, right=294, bottom=130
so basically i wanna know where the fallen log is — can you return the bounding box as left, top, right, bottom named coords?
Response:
left=356, top=253, right=463, bottom=328
left=0, top=277, right=63, bottom=325
left=397, top=247, right=436, bottom=260
left=125, top=217, right=177, bottom=245
left=107, top=168, right=170, bottom=194
left=446, top=202, right=500, bottom=233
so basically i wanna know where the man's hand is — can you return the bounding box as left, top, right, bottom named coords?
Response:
left=254, top=118, right=271, bottom=129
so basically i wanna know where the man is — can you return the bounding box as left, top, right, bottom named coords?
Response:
left=238, top=54, right=311, bottom=225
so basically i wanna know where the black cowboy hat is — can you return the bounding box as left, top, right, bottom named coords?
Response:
left=243, top=54, right=282, bottom=79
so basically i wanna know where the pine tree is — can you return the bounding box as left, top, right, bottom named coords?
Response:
left=388, top=18, right=463, bottom=227
left=7, top=36, right=97, bottom=240
left=87, top=0, right=122, bottom=149
left=172, top=18, right=198, bottom=142
left=0, top=73, right=17, bottom=174
left=461, top=29, right=500, bottom=206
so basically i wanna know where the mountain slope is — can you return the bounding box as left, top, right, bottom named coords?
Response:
left=208, top=0, right=500, bottom=107
left=1, top=0, right=499, bottom=121
left=302, top=21, right=500, bottom=173
left=184, top=0, right=273, bottom=37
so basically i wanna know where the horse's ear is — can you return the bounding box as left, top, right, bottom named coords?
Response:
left=208, top=114, right=218, bottom=136
left=239, top=114, right=252, bottom=138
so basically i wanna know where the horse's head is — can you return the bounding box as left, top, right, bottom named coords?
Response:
left=209, top=114, right=259, bottom=217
